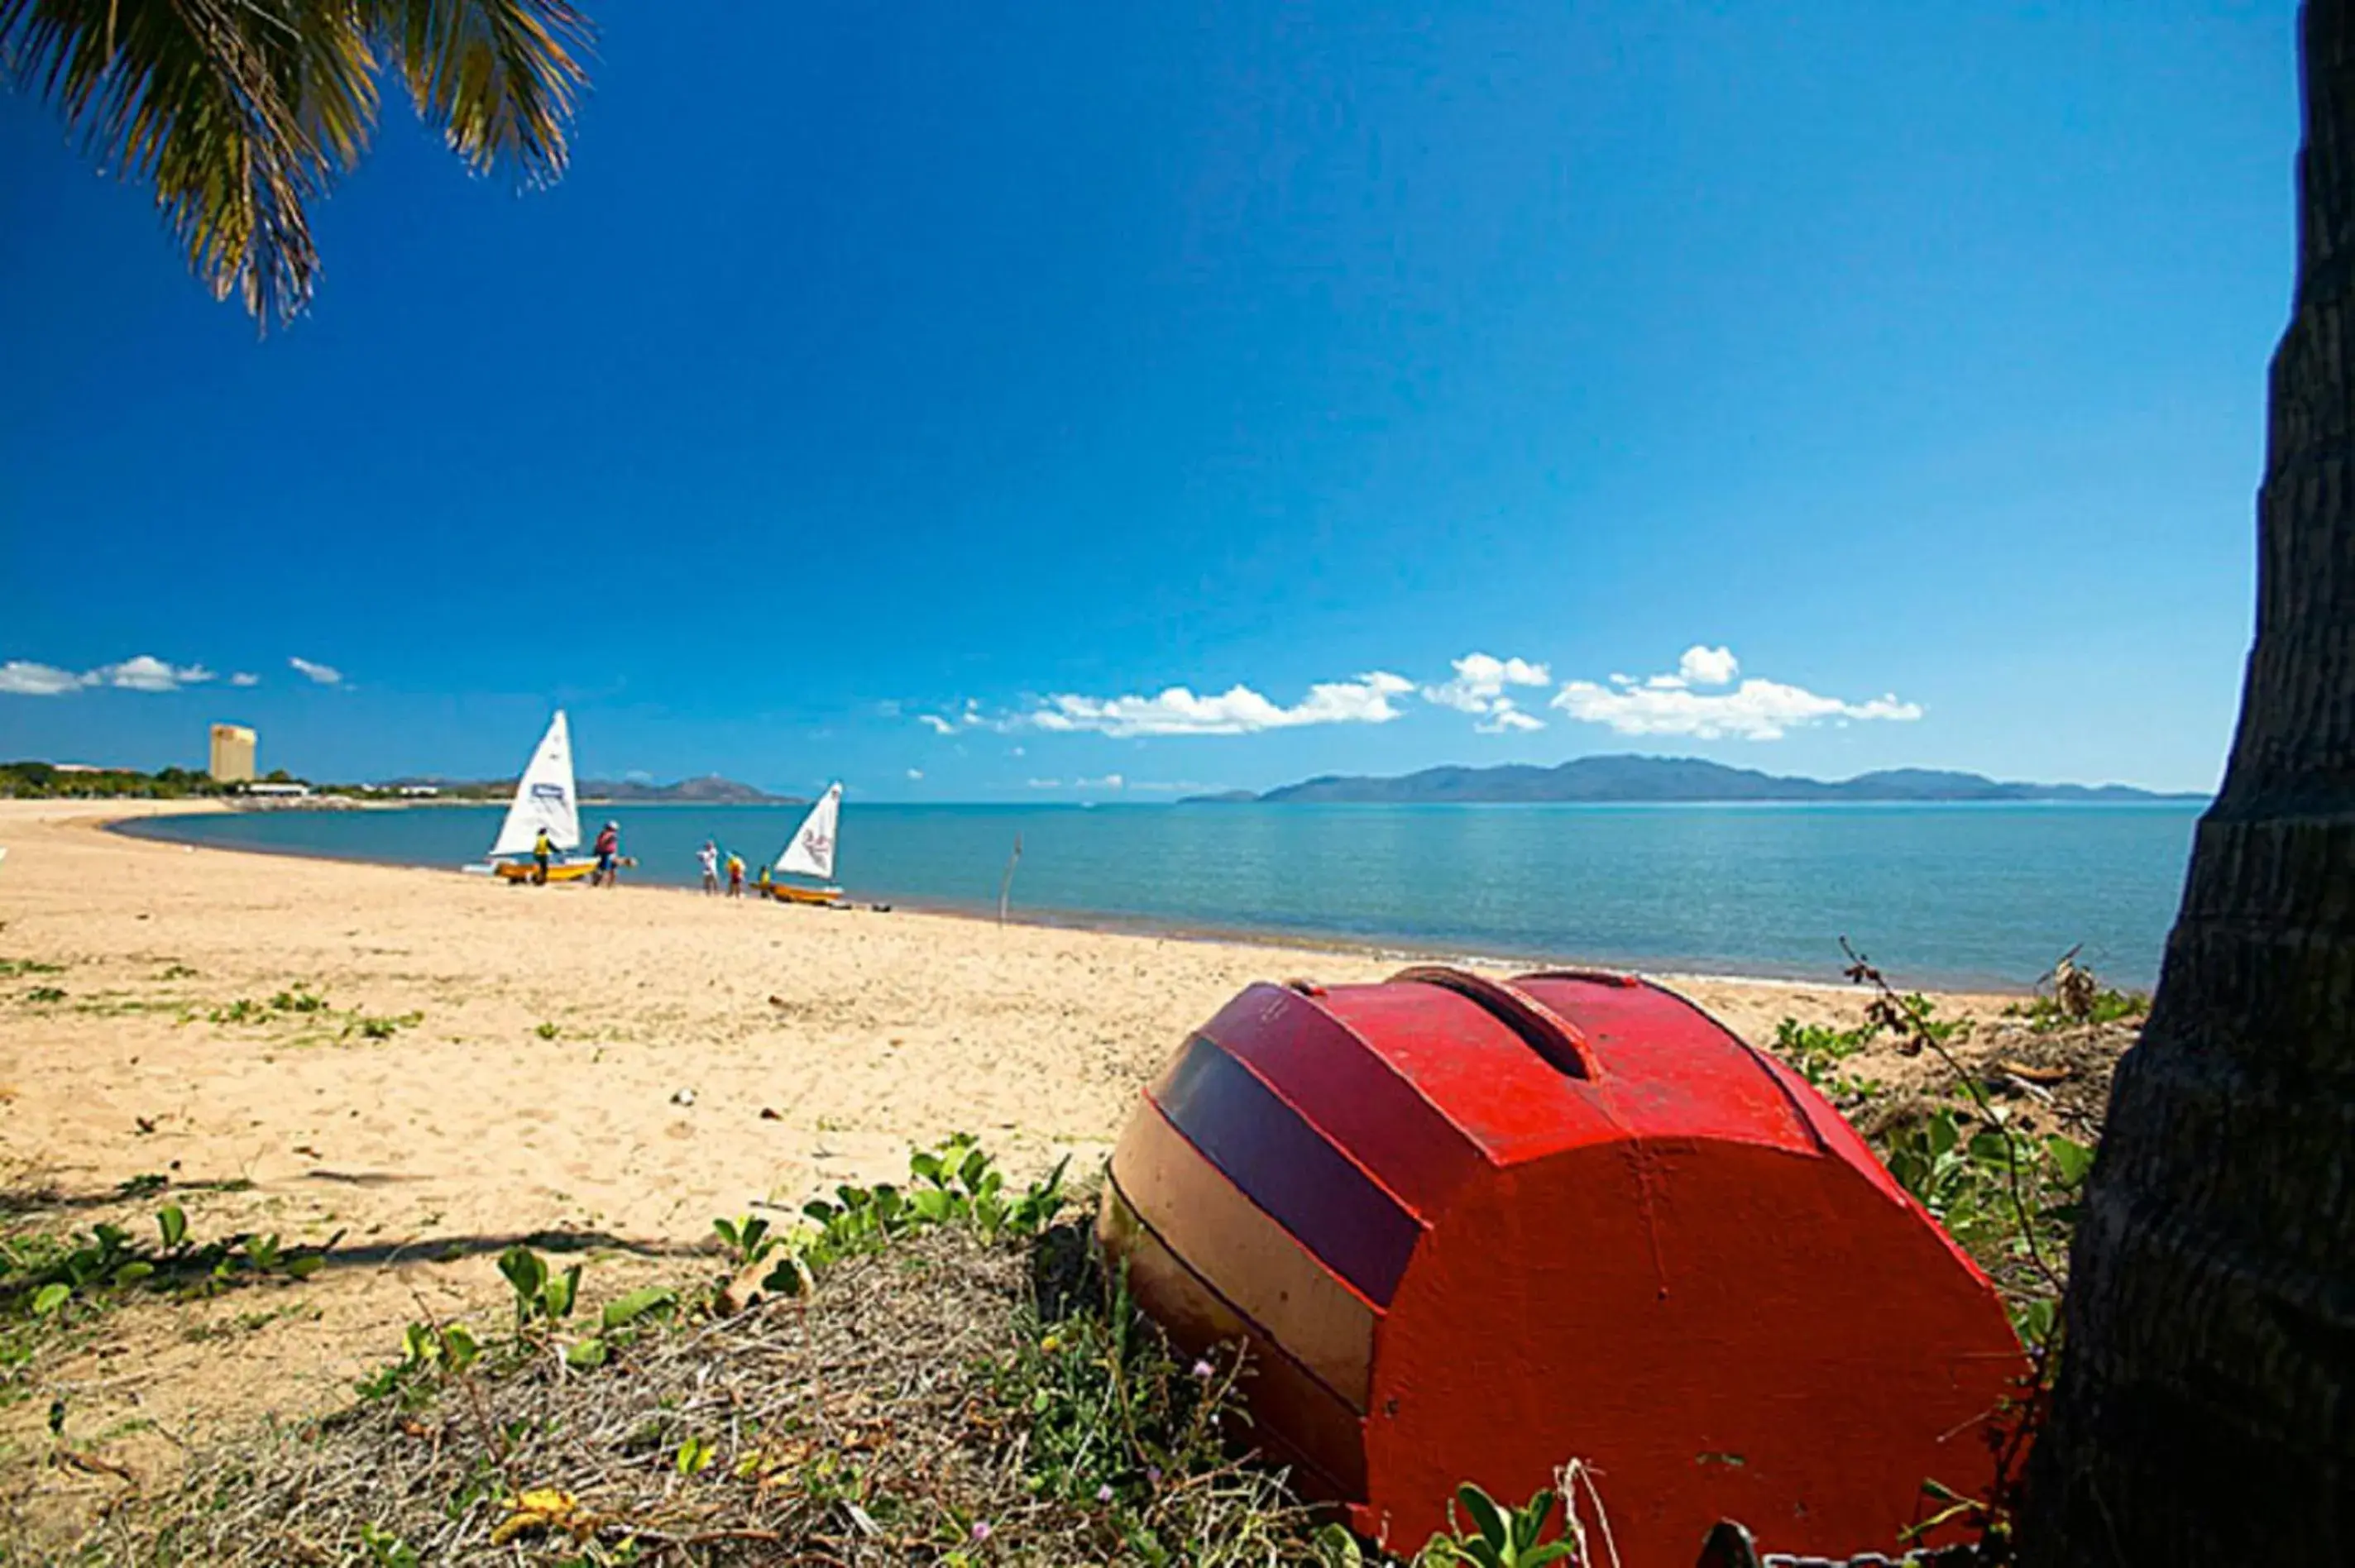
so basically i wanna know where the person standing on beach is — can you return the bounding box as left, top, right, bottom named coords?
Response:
left=698, top=839, right=720, bottom=895
left=532, top=827, right=553, bottom=886
left=593, top=820, right=620, bottom=887
left=725, top=850, right=746, bottom=898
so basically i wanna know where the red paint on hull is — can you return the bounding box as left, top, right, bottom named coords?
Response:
left=1100, top=968, right=2030, bottom=1566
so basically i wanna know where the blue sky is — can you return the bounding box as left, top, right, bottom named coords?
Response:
left=0, top=2, right=2295, bottom=797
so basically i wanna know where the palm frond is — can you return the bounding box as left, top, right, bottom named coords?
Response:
left=362, top=0, right=591, bottom=184
left=2, top=0, right=378, bottom=325
left=1, top=0, right=592, bottom=327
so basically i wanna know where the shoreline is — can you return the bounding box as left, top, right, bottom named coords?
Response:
left=0, top=793, right=2056, bottom=1542
left=101, top=804, right=2039, bottom=996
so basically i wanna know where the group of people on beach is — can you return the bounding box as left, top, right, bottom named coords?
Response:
left=518, top=820, right=763, bottom=897
left=524, top=820, right=628, bottom=886
left=698, top=838, right=751, bottom=896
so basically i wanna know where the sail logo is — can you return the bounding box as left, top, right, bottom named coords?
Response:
left=801, top=829, right=833, bottom=858
left=530, top=783, right=568, bottom=803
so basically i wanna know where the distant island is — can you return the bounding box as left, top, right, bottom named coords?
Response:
left=1187, top=755, right=2208, bottom=806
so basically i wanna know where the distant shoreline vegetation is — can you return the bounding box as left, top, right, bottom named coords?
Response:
left=1, top=762, right=797, bottom=806
left=1188, top=754, right=2210, bottom=806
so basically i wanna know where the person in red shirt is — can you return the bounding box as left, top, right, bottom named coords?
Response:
left=592, top=820, right=620, bottom=887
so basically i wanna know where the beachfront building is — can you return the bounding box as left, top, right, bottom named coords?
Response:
left=208, top=723, right=256, bottom=783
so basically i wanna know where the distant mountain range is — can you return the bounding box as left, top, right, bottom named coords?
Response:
left=1187, top=755, right=2206, bottom=806
left=380, top=774, right=796, bottom=804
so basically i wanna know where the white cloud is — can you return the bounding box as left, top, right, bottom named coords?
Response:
left=1009, top=745, right=1026, bottom=757
left=906, top=767, right=925, bottom=781
left=1476, top=704, right=1546, bottom=734
left=3, top=654, right=223, bottom=696
left=1552, top=647, right=1922, bottom=741
left=1079, top=773, right=1126, bottom=790
left=1424, top=653, right=1551, bottom=716
left=0, top=660, right=85, bottom=696
left=289, top=657, right=342, bottom=686
left=91, top=655, right=213, bottom=692
left=1027, top=777, right=1063, bottom=789
left=1678, top=644, right=1739, bottom=686
left=229, top=672, right=260, bottom=687
left=917, top=715, right=956, bottom=734
left=1029, top=671, right=1414, bottom=738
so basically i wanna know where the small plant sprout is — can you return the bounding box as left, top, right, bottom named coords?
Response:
left=712, top=1214, right=780, bottom=1268
left=497, top=1245, right=581, bottom=1331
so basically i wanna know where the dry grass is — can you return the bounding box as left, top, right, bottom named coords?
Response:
left=84, top=1225, right=1319, bottom=1566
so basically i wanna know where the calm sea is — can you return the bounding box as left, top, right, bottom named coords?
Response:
left=117, top=801, right=2202, bottom=991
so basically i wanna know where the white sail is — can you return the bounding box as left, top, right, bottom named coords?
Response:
left=488, top=710, right=582, bottom=858
left=777, top=783, right=842, bottom=882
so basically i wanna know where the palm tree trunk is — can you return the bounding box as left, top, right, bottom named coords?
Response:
left=2022, top=2, right=2354, bottom=1561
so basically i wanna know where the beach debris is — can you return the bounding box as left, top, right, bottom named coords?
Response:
left=716, top=1256, right=778, bottom=1317
left=293, top=1144, right=322, bottom=1159
left=1994, top=1073, right=2057, bottom=1107
left=768, top=994, right=788, bottom=1009
left=134, top=1116, right=157, bottom=1135
left=673, top=1088, right=696, bottom=1107
left=488, top=1488, right=597, bottom=1547
left=759, top=1107, right=782, bottom=1121
left=1998, top=1059, right=2073, bottom=1085
left=2050, top=945, right=2098, bottom=1021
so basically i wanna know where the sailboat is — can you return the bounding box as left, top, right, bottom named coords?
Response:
left=765, top=782, right=845, bottom=906
left=475, top=710, right=595, bottom=883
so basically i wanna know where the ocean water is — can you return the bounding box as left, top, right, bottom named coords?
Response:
left=118, top=801, right=2202, bottom=990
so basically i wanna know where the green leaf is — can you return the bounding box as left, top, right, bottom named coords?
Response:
left=497, top=1245, right=545, bottom=1303
left=760, top=1259, right=807, bottom=1297
left=112, top=1260, right=156, bottom=1287
left=31, top=1283, right=71, bottom=1317
left=284, top=1254, right=326, bottom=1279
left=1456, top=1484, right=1509, bottom=1552
left=1510, top=1489, right=1558, bottom=1553
left=156, top=1205, right=189, bottom=1250
left=601, top=1287, right=677, bottom=1331
left=909, top=1151, right=944, bottom=1183
left=1522, top=1543, right=1578, bottom=1566
left=544, top=1264, right=581, bottom=1319
left=2046, top=1135, right=2096, bottom=1186
left=565, top=1338, right=609, bottom=1369
left=440, top=1324, right=481, bottom=1371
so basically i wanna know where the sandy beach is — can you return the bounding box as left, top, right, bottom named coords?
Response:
left=0, top=798, right=2037, bottom=1546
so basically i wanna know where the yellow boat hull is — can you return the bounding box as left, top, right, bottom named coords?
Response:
left=493, top=859, right=597, bottom=884
left=763, top=881, right=845, bottom=907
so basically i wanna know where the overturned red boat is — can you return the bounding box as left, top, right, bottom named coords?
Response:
left=1099, top=967, right=2029, bottom=1565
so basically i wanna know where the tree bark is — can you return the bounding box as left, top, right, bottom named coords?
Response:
left=2022, top=2, right=2354, bottom=1561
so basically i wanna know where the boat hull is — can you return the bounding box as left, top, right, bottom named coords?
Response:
left=492, top=858, right=598, bottom=884
left=764, top=881, right=845, bottom=907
